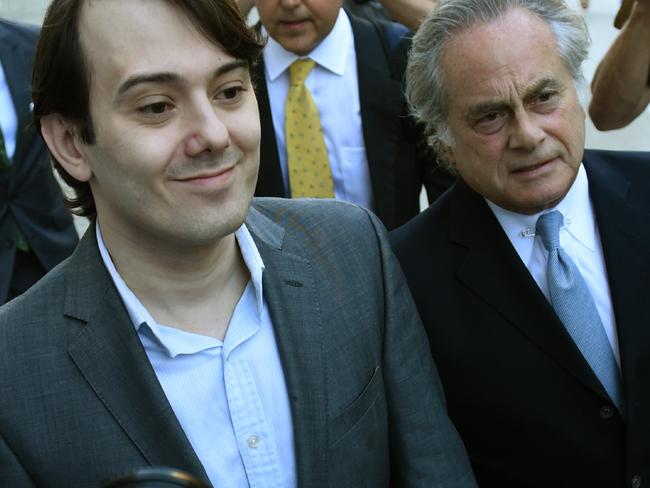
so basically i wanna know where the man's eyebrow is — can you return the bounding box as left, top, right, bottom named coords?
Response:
left=465, top=100, right=511, bottom=121
left=464, top=77, right=564, bottom=121
left=522, top=77, right=563, bottom=98
left=115, top=60, right=250, bottom=98
left=213, top=59, right=249, bottom=78
left=116, top=73, right=181, bottom=98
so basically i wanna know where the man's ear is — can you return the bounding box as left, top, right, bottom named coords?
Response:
left=431, top=136, right=457, bottom=174
left=40, top=114, right=93, bottom=182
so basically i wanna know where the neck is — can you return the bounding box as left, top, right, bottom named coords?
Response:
left=99, top=219, right=250, bottom=340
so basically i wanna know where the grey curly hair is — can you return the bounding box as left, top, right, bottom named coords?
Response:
left=405, top=0, right=590, bottom=169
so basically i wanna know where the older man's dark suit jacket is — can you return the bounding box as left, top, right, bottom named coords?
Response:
left=0, top=198, right=476, bottom=488
left=391, top=150, right=650, bottom=487
left=0, top=20, right=78, bottom=303
left=254, top=13, right=453, bottom=230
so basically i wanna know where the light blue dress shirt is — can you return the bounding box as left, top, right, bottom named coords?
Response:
left=0, top=61, right=18, bottom=158
left=487, top=164, right=620, bottom=367
left=97, top=223, right=297, bottom=488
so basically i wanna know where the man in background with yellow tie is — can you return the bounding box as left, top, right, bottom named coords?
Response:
left=253, top=0, right=453, bottom=230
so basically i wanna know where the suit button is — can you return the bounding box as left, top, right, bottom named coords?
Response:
left=631, top=475, right=642, bottom=488
left=599, top=405, right=614, bottom=419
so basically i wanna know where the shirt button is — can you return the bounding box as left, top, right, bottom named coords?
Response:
left=599, top=405, right=614, bottom=419
left=631, top=475, right=642, bottom=488
left=247, top=435, right=260, bottom=449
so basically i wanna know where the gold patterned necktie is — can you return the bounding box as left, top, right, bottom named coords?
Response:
left=285, top=59, right=335, bottom=198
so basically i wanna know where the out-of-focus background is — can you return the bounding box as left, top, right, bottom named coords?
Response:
left=2, top=0, right=647, bottom=151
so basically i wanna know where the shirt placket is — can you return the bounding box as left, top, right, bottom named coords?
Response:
left=224, top=350, right=284, bottom=488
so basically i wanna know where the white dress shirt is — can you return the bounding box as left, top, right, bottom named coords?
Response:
left=0, top=61, right=18, bottom=158
left=263, top=9, right=374, bottom=210
left=487, top=164, right=621, bottom=367
left=97, top=224, right=297, bottom=488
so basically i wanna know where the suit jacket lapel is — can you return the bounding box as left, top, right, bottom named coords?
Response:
left=584, top=154, right=650, bottom=409
left=449, top=181, right=610, bottom=398
left=63, top=229, right=209, bottom=482
left=350, top=15, right=403, bottom=226
left=253, top=59, right=287, bottom=198
left=246, top=206, right=328, bottom=488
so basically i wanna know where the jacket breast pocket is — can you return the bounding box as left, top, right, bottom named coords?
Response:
left=329, top=365, right=383, bottom=446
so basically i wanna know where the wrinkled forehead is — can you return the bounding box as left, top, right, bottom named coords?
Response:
left=440, top=9, right=564, bottom=109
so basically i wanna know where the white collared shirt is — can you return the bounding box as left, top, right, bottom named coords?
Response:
left=487, top=164, right=621, bottom=366
left=263, top=9, right=374, bottom=210
left=97, top=224, right=296, bottom=488
left=0, top=60, right=18, bottom=158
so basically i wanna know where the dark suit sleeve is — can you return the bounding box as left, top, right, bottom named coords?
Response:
left=413, top=126, right=456, bottom=205
left=361, top=208, right=476, bottom=487
left=386, top=25, right=456, bottom=205
left=0, top=434, right=36, bottom=486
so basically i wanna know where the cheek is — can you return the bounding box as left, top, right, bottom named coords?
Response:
left=456, top=132, right=505, bottom=168
left=228, top=109, right=261, bottom=151
left=548, top=106, right=585, bottom=158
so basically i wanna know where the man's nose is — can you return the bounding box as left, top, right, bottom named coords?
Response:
left=509, top=111, right=545, bottom=151
left=279, top=0, right=302, bottom=8
left=183, top=99, right=230, bottom=157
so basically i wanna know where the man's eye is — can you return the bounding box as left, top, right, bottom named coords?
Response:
left=138, top=102, right=172, bottom=116
left=475, top=111, right=506, bottom=134
left=217, top=85, right=247, bottom=102
left=537, top=92, right=556, bottom=103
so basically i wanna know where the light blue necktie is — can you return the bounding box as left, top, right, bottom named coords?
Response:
left=536, top=210, right=623, bottom=411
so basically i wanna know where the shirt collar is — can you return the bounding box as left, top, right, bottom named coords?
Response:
left=96, top=222, right=266, bottom=352
left=487, top=163, right=597, bottom=252
left=263, top=8, right=352, bottom=82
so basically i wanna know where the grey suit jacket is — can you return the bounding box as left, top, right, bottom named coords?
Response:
left=0, top=198, right=475, bottom=487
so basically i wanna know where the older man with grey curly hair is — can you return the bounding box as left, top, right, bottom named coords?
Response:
left=391, top=0, right=650, bottom=486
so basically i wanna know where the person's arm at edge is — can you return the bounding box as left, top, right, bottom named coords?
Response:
left=361, top=208, right=477, bottom=487
left=589, top=0, right=650, bottom=131
left=377, top=0, right=435, bottom=31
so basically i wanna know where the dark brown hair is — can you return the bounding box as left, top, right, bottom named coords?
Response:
left=32, top=0, right=264, bottom=218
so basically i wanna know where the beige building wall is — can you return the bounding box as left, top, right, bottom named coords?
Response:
left=0, top=0, right=48, bottom=24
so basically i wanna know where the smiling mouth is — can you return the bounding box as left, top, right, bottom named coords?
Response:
left=174, top=165, right=235, bottom=185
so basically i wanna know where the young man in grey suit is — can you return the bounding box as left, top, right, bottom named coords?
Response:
left=391, top=0, right=650, bottom=486
left=0, top=0, right=476, bottom=486
left=0, top=19, right=78, bottom=304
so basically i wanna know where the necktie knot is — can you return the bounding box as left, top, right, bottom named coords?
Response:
left=289, top=59, right=315, bottom=86
left=536, top=210, right=563, bottom=252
